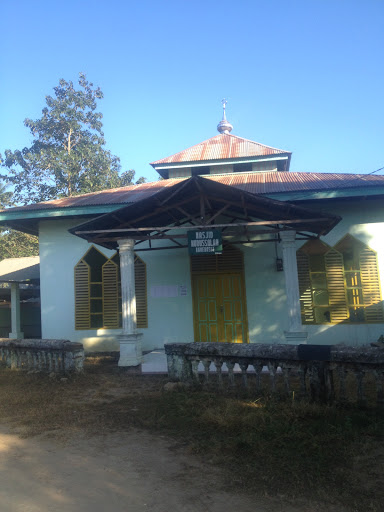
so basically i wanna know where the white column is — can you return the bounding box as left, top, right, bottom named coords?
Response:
left=9, top=282, right=24, bottom=339
left=280, top=231, right=307, bottom=344
left=117, top=239, right=143, bottom=366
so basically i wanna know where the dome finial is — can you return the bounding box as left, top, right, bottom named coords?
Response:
left=217, top=98, right=233, bottom=134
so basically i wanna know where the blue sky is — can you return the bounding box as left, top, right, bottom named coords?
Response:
left=1, top=0, right=383, bottom=183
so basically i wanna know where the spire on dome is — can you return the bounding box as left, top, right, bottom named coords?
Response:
left=217, top=98, right=233, bottom=134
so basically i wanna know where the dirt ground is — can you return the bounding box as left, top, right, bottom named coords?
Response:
left=0, top=425, right=350, bottom=512
left=0, top=357, right=372, bottom=512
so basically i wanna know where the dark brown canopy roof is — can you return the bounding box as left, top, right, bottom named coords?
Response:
left=69, top=176, right=341, bottom=251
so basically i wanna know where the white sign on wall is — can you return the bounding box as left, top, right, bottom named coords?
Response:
left=150, top=285, right=188, bottom=298
left=150, top=285, right=179, bottom=298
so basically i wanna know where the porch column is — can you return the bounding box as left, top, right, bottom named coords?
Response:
left=117, top=239, right=143, bottom=366
left=9, top=282, right=24, bottom=339
left=280, top=231, right=307, bottom=344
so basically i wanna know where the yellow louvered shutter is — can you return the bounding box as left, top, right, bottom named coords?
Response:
left=297, top=251, right=314, bottom=323
left=135, top=255, right=148, bottom=328
left=325, top=249, right=348, bottom=322
left=360, top=248, right=384, bottom=322
left=102, top=260, right=119, bottom=328
left=75, top=261, right=90, bottom=329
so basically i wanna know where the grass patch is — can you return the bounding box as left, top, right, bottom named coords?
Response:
left=110, top=390, right=384, bottom=509
left=0, top=358, right=383, bottom=511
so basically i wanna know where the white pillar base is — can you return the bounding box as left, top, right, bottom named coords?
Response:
left=118, top=333, right=143, bottom=367
left=8, top=331, right=24, bottom=340
left=284, top=331, right=308, bottom=344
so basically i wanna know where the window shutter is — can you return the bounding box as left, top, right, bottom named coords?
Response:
left=217, top=246, right=244, bottom=273
left=102, top=260, right=119, bottom=328
left=191, top=245, right=244, bottom=274
left=297, top=251, right=314, bottom=322
left=325, top=249, right=348, bottom=322
left=360, top=248, right=384, bottom=322
left=75, top=261, right=90, bottom=329
left=135, top=255, right=148, bottom=328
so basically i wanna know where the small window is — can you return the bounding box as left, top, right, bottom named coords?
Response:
left=233, top=162, right=252, bottom=173
left=191, top=166, right=210, bottom=176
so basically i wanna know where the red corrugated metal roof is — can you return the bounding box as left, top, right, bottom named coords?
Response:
left=5, top=179, right=178, bottom=211
left=4, top=172, right=384, bottom=213
left=151, top=133, right=290, bottom=165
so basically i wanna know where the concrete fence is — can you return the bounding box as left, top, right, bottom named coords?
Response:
left=165, top=342, right=384, bottom=405
left=0, top=339, right=84, bottom=373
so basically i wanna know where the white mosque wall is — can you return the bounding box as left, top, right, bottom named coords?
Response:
left=38, top=197, right=384, bottom=352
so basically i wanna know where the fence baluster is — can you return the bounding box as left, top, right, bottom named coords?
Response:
left=202, top=360, right=211, bottom=383
left=356, top=370, right=366, bottom=405
left=298, top=364, right=307, bottom=398
left=252, top=362, right=263, bottom=392
left=226, top=361, right=235, bottom=387
left=282, top=366, right=291, bottom=394
left=239, top=362, right=248, bottom=388
left=374, top=370, right=384, bottom=407
left=191, top=359, right=200, bottom=383
left=214, top=360, right=223, bottom=387
left=268, top=362, right=276, bottom=392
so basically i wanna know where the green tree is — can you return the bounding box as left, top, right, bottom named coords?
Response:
left=0, top=181, right=39, bottom=260
left=0, top=181, right=13, bottom=207
left=119, top=170, right=146, bottom=187
left=2, top=73, right=145, bottom=204
left=0, top=229, right=39, bottom=260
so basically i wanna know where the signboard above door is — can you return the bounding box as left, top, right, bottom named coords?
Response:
left=188, top=229, right=223, bottom=255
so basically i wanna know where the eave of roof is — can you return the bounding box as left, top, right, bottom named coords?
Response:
left=267, top=186, right=384, bottom=202
left=1, top=172, right=384, bottom=236
left=153, top=154, right=290, bottom=170
left=0, top=256, right=40, bottom=283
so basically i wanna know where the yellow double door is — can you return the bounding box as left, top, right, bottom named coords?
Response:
left=192, top=274, right=248, bottom=343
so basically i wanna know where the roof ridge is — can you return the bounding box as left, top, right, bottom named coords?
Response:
left=150, top=134, right=222, bottom=165
left=151, top=133, right=291, bottom=166
left=224, top=133, right=291, bottom=154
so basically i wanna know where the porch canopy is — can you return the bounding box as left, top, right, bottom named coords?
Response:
left=69, top=176, right=341, bottom=365
left=69, top=175, right=340, bottom=249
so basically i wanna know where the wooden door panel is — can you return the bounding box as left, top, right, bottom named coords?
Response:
left=209, top=323, right=219, bottom=342
left=223, top=301, right=232, bottom=321
left=235, top=323, right=244, bottom=343
left=224, top=323, right=234, bottom=343
left=234, top=300, right=243, bottom=320
left=221, top=276, right=231, bottom=298
left=199, top=324, right=208, bottom=342
left=193, top=273, right=248, bottom=343
left=221, top=276, right=245, bottom=344
left=197, top=278, right=205, bottom=298
left=232, top=276, right=242, bottom=297
left=194, top=276, right=220, bottom=342
left=206, top=277, right=217, bottom=297
left=208, top=300, right=218, bottom=322
left=198, top=300, right=207, bottom=322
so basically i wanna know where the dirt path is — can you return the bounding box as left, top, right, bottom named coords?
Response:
left=0, top=426, right=335, bottom=512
